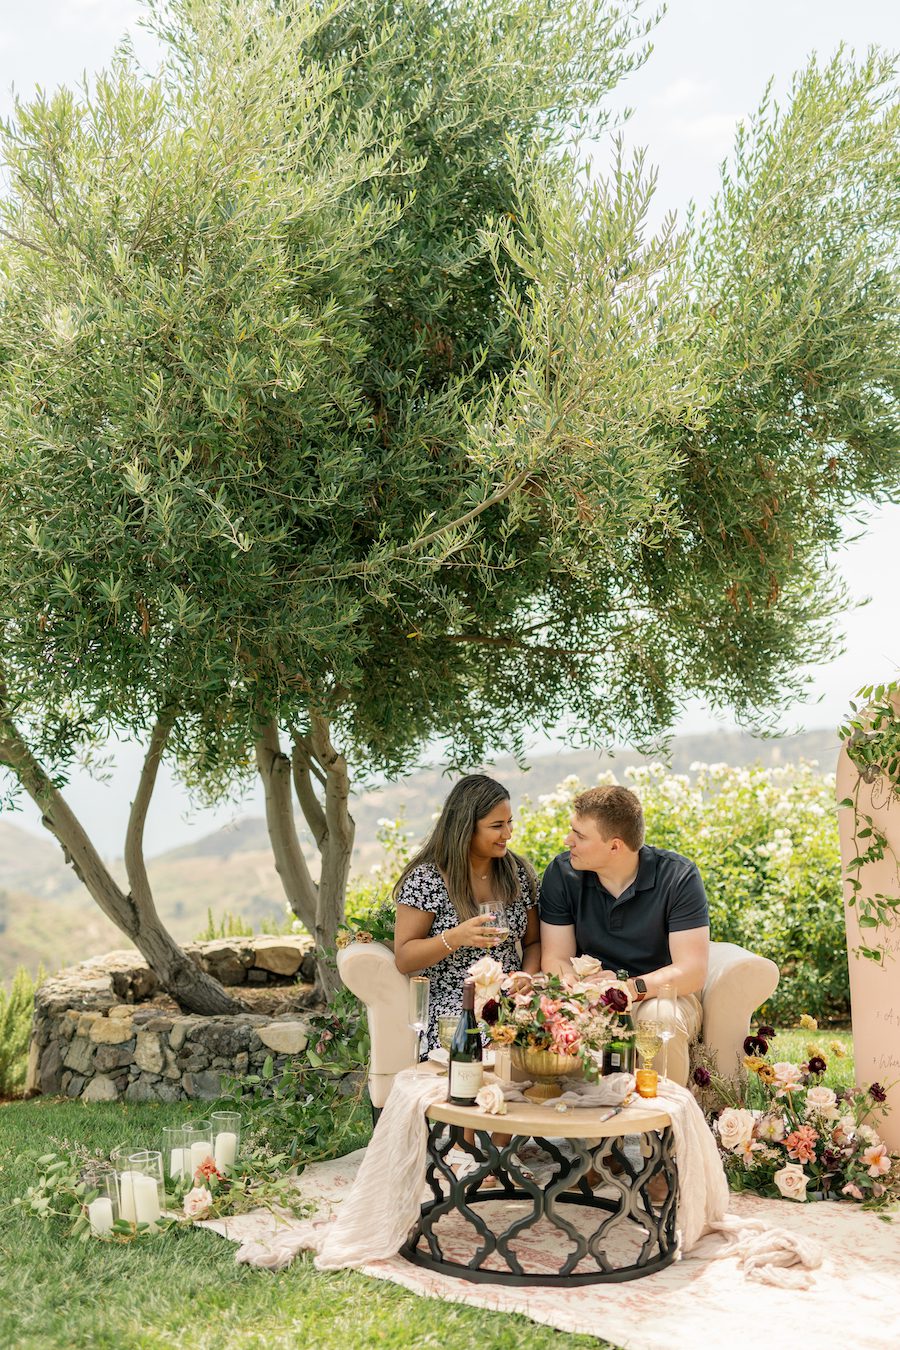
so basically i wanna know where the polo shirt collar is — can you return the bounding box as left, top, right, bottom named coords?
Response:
left=634, top=846, right=657, bottom=891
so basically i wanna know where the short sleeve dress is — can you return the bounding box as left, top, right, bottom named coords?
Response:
left=396, top=860, right=539, bottom=1049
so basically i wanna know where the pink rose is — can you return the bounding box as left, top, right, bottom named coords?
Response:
left=539, top=996, right=562, bottom=1019
left=184, top=1186, right=213, bottom=1219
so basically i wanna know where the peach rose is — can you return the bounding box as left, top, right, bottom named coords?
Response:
left=774, top=1163, right=810, bottom=1201
left=804, top=1086, right=838, bottom=1121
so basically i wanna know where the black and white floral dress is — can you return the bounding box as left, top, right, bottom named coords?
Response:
left=396, top=861, right=539, bottom=1050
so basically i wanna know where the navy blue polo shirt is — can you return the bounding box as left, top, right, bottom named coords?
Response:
left=539, top=846, right=709, bottom=977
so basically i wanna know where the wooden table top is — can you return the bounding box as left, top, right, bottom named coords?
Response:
left=420, top=1063, right=671, bottom=1139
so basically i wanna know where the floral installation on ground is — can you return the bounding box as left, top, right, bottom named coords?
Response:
left=467, top=955, right=634, bottom=1073
left=692, top=1016, right=900, bottom=1210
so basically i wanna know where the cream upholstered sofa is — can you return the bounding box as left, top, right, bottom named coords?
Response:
left=337, top=940, right=779, bottom=1112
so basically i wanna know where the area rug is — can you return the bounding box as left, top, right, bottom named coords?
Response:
left=200, top=1149, right=900, bottom=1350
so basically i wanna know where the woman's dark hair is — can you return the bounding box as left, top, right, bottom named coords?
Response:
left=393, top=774, right=536, bottom=919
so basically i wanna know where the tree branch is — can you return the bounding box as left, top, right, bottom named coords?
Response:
left=255, top=718, right=318, bottom=933
left=290, top=732, right=328, bottom=849
left=124, top=706, right=177, bottom=913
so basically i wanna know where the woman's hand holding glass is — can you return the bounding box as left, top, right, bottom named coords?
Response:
left=449, top=912, right=506, bottom=950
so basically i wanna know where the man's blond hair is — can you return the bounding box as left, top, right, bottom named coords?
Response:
left=573, top=785, right=644, bottom=851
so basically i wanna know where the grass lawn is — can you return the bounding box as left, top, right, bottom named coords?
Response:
left=0, top=1099, right=606, bottom=1350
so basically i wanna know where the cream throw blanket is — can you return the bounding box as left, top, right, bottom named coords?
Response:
left=230, top=1068, right=821, bottom=1287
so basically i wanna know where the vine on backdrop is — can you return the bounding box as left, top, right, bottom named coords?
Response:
left=839, top=681, right=900, bottom=964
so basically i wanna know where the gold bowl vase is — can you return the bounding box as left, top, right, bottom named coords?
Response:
left=510, top=1045, right=583, bottom=1102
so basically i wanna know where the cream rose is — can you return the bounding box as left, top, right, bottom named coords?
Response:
left=774, top=1163, right=810, bottom=1201
left=570, top=955, right=606, bottom=983
left=468, top=955, right=505, bottom=1013
left=475, top=1082, right=508, bottom=1116
left=183, top=1186, right=213, bottom=1218
left=717, top=1107, right=756, bottom=1151
left=772, top=1062, right=803, bottom=1094
left=804, top=1086, right=838, bottom=1121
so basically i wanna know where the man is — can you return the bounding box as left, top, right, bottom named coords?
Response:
left=540, top=784, right=709, bottom=1084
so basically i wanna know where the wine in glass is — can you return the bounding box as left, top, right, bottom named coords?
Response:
left=477, top=902, right=509, bottom=945
left=408, top=976, right=430, bottom=1068
left=656, top=983, right=678, bottom=1081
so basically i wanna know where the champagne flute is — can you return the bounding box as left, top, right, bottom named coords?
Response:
left=477, top=902, right=509, bottom=945
left=408, top=976, right=430, bottom=1068
left=656, top=982, right=677, bottom=1081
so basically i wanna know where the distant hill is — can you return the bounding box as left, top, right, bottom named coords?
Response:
left=0, top=726, right=840, bottom=983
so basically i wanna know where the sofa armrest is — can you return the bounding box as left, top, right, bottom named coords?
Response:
left=701, top=941, right=779, bottom=1079
left=338, top=942, right=417, bottom=1108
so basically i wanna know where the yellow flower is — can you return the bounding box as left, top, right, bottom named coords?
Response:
left=799, top=1014, right=818, bottom=1030
left=806, top=1042, right=820, bottom=1059
left=829, top=1040, right=848, bottom=1058
left=757, top=1064, right=777, bottom=1085
left=489, top=1024, right=518, bottom=1045
left=744, top=1055, right=766, bottom=1073
left=335, top=931, right=352, bottom=949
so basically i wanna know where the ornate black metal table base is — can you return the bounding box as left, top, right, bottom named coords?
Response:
left=399, top=1121, right=678, bottom=1286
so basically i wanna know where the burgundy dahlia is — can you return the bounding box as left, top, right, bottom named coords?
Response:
left=757, top=1025, right=776, bottom=1039
left=601, top=987, right=629, bottom=1013
left=481, top=998, right=500, bottom=1025
left=693, top=1066, right=711, bottom=1087
left=807, top=1056, right=827, bottom=1076
left=869, top=1082, right=887, bottom=1103
left=743, top=1034, right=769, bottom=1057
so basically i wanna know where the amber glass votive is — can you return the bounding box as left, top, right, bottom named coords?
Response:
left=635, top=1068, right=658, bottom=1099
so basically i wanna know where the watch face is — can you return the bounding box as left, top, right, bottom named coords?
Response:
left=635, top=978, right=647, bottom=994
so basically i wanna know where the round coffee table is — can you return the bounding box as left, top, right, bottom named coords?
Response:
left=399, top=1077, right=678, bottom=1286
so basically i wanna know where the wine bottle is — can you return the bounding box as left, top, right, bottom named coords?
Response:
left=448, top=978, right=484, bottom=1105
left=601, top=969, right=636, bottom=1075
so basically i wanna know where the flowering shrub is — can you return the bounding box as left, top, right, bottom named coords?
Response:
left=468, top=955, right=633, bottom=1074
left=694, top=1019, right=899, bottom=1209
left=514, top=762, right=848, bottom=1023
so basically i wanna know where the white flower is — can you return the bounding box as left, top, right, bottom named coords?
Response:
left=569, top=955, right=606, bottom=983
left=804, top=1086, right=838, bottom=1121
left=183, top=1186, right=213, bottom=1219
left=774, top=1163, right=810, bottom=1201
left=717, top=1107, right=756, bottom=1151
left=772, top=1062, right=804, bottom=1095
left=475, top=1083, right=507, bottom=1116
left=858, top=1124, right=879, bottom=1145
left=468, top=956, right=504, bottom=1013
left=756, top=1113, right=786, bottom=1143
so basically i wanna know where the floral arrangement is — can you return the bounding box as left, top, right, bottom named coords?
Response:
left=468, top=955, right=633, bottom=1073
left=693, top=1016, right=900, bottom=1210
left=168, top=1148, right=310, bottom=1224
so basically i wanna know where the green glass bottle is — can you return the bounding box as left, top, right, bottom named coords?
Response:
left=601, top=969, right=635, bottom=1075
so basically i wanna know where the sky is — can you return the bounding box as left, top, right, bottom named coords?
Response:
left=0, top=1, right=898, bottom=855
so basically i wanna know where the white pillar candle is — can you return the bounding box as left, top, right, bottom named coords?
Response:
left=189, top=1140, right=213, bottom=1174
left=87, top=1196, right=114, bottom=1236
left=118, top=1170, right=139, bottom=1224
left=214, top=1132, right=237, bottom=1170
left=133, top=1174, right=161, bottom=1228
left=168, top=1147, right=190, bottom=1180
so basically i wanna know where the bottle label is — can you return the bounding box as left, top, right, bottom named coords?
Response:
left=449, top=1060, right=483, bottom=1100
left=609, top=1051, right=622, bottom=1068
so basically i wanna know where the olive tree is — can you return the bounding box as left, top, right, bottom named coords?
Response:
left=1, top=2, right=897, bottom=1005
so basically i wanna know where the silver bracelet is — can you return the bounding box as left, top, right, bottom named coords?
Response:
left=440, top=931, right=455, bottom=953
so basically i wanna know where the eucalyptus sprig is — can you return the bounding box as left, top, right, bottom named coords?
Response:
left=9, top=1151, right=175, bottom=1243
left=839, top=681, right=900, bottom=964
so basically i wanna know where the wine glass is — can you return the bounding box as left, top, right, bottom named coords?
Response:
left=477, top=902, right=509, bottom=945
left=408, top=976, right=430, bottom=1068
left=633, top=1019, right=662, bottom=1070
left=656, top=983, right=677, bottom=1081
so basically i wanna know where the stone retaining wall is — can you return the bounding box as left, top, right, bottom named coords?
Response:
left=26, top=937, right=318, bottom=1103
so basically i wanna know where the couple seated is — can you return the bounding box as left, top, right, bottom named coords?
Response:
left=393, top=774, right=708, bottom=1082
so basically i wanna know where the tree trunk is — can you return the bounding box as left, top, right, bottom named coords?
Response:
left=308, top=714, right=355, bottom=1000
left=254, top=719, right=317, bottom=933
left=0, top=699, right=244, bottom=1015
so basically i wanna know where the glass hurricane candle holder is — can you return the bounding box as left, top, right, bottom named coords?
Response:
left=210, top=1112, right=241, bottom=1170
left=183, top=1122, right=215, bottom=1179
left=162, top=1126, right=190, bottom=1183
left=118, top=1150, right=164, bottom=1231
left=87, top=1172, right=118, bottom=1237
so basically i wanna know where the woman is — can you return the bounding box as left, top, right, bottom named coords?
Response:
left=393, top=774, right=541, bottom=1050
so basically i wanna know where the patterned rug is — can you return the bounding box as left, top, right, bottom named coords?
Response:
left=202, top=1148, right=900, bottom=1350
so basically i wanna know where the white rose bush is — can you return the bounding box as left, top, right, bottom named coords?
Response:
left=694, top=1021, right=900, bottom=1209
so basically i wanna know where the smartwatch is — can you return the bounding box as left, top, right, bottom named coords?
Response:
left=633, top=977, right=648, bottom=1002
